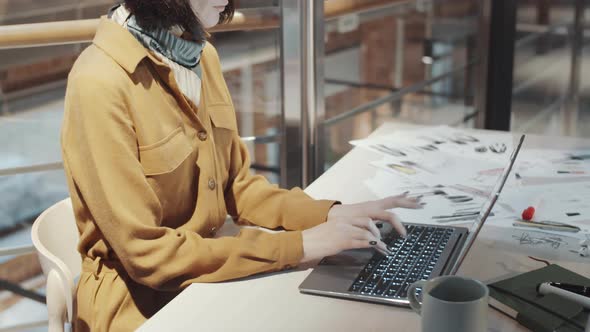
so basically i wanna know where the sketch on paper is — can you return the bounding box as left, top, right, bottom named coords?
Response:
left=351, top=125, right=515, bottom=164
left=497, top=183, right=590, bottom=228
left=364, top=170, right=514, bottom=226
left=356, top=126, right=590, bottom=259
left=513, top=232, right=568, bottom=250
left=370, top=155, right=503, bottom=188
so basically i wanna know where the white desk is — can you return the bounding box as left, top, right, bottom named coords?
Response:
left=138, top=122, right=590, bottom=332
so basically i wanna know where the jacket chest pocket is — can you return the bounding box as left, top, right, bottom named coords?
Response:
left=208, top=104, right=237, bottom=152
left=138, top=127, right=197, bottom=218
left=207, top=104, right=238, bottom=188
left=139, top=127, right=193, bottom=176
left=208, top=104, right=238, bottom=133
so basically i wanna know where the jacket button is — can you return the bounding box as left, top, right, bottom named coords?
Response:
left=208, top=178, right=216, bottom=190
left=197, top=131, right=208, bottom=141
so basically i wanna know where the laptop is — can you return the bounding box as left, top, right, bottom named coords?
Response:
left=299, top=134, right=526, bottom=306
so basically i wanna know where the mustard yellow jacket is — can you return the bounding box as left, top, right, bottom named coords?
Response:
left=61, top=17, right=335, bottom=331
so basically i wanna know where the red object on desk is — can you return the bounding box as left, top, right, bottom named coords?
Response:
left=522, top=206, right=535, bottom=221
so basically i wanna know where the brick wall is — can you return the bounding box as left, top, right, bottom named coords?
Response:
left=0, top=54, right=78, bottom=92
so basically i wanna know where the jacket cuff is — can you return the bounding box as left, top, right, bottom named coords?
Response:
left=298, top=199, right=339, bottom=229
left=283, top=187, right=340, bottom=230
left=277, top=230, right=304, bottom=269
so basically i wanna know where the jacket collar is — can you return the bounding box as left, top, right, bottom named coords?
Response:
left=92, top=16, right=152, bottom=74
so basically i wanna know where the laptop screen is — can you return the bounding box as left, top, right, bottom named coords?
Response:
left=448, top=134, right=526, bottom=275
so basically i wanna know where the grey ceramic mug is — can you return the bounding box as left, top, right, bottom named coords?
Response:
left=408, top=276, right=489, bottom=332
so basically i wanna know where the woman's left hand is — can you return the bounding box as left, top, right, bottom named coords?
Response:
left=326, top=193, right=422, bottom=238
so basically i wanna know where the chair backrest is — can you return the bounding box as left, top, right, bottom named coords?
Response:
left=31, top=198, right=80, bottom=328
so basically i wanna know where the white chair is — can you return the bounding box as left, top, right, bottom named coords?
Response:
left=31, top=198, right=80, bottom=332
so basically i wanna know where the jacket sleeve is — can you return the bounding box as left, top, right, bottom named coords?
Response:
left=62, top=71, right=305, bottom=290
left=224, top=135, right=337, bottom=231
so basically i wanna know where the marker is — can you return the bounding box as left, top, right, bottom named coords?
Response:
left=517, top=196, right=581, bottom=232
left=547, top=282, right=590, bottom=297
left=521, top=197, right=543, bottom=221
left=521, top=206, right=535, bottom=221
left=537, top=282, right=590, bottom=310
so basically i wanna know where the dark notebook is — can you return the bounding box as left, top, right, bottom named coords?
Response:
left=488, top=264, right=589, bottom=332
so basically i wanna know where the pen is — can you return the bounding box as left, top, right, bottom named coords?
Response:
left=557, top=170, right=586, bottom=175
left=512, top=220, right=580, bottom=233
left=537, top=282, right=590, bottom=310
left=432, top=211, right=480, bottom=219
left=569, top=154, right=590, bottom=161
left=536, top=220, right=580, bottom=228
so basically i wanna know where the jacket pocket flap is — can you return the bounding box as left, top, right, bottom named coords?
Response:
left=139, top=127, right=193, bottom=176
left=208, top=104, right=238, bottom=131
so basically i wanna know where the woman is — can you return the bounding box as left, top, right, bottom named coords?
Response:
left=61, top=1, right=420, bottom=330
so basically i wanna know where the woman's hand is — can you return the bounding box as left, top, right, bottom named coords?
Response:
left=300, top=216, right=388, bottom=263
left=300, top=193, right=421, bottom=263
left=326, top=193, right=422, bottom=237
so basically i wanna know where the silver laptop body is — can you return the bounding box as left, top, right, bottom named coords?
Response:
left=299, top=135, right=525, bottom=306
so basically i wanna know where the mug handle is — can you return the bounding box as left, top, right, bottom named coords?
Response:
left=408, top=280, right=427, bottom=315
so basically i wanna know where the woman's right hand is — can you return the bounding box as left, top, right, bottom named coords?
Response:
left=300, top=217, right=387, bottom=263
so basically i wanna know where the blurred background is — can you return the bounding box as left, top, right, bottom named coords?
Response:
left=0, top=0, right=588, bottom=330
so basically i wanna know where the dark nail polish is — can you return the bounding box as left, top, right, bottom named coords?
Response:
left=369, top=241, right=377, bottom=245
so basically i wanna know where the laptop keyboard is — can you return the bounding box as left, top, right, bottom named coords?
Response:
left=348, top=225, right=455, bottom=299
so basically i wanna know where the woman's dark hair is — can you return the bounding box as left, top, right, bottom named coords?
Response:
left=124, top=0, right=234, bottom=43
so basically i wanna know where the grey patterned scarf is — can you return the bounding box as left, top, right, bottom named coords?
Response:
left=109, top=4, right=204, bottom=78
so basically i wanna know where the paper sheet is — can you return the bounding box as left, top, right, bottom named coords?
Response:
left=492, top=183, right=590, bottom=230
left=364, top=171, right=510, bottom=226
left=370, top=154, right=503, bottom=187
left=356, top=126, right=590, bottom=259
left=515, top=149, right=590, bottom=179
left=351, top=125, right=514, bottom=164
left=483, top=226, right=590, bottom=262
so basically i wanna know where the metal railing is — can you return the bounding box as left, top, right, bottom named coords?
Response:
left=0, top=0, right=114, bottom=23
left=0, top=0, right=450, bottom=183
left=0, top=244, right=36, bottom=256
left=0, top=0, right=486, bottom=188
left=0, top=244, right=46, bottom=332
left=0, top=162, right=63, bottom=177
left=0, top=8, right=280, bottom=49
left=0, top=0, right=486, bottom=193
left=322, top=61, right=477, bottom=127
left=0, top=0, right=433, bottom=49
